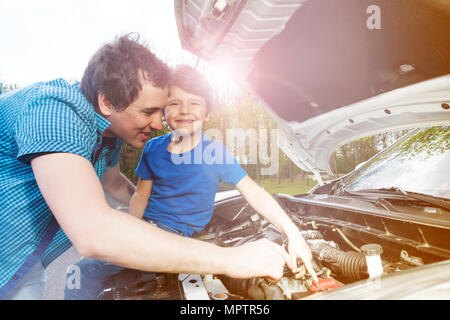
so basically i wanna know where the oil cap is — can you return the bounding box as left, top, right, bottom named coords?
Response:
left=361, top=244, right=383, bottom=256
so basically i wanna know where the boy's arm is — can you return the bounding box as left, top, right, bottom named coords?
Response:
left=235, top=176, right=319, bottom=282
left=101, top=164, right=136, bottom=205
left=129, top=178, right=153, bottom=219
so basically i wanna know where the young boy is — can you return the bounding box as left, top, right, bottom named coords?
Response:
left=64, top=65, right=317, bottom=300
left=129, top=65, right=318, bottom=277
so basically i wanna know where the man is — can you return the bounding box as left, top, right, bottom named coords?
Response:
left=0, top=34, right=294, bottom=300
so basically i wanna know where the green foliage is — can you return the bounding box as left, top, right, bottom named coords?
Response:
left=259, top=178, right=316, bottom=195
left=331, top=129, right=413, bottom=175
left=119, top=124, right=171, bottom=184
left=118, top=82, right=413, bottom=186
left=204, top=89, right=282, bottom=181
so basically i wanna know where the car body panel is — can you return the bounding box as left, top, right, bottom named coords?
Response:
left=304, top=259, right=450, bottom=300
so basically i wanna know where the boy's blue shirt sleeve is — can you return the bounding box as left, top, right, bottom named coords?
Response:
left=135, top=140, right=153, bottom=180
left=14, top=96, right=94, bottom=164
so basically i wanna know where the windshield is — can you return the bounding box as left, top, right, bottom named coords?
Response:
left=344, top=126, right=450, bottom=199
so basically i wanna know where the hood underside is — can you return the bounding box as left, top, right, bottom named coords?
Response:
left=175, top=0, right=450, bottom=174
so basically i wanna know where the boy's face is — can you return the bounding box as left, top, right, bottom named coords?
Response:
left=165, top=86, right=209, bottom=136
left=102, top=81, right=168, bottom=148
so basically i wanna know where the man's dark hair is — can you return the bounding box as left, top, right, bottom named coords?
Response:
left=170, top=64, right=213, bottom=114
left=81, top=33, right=170, bottom=112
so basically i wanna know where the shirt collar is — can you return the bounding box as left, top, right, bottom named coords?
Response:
left=93, top=112, right=120, bottom=151
left=94, top=112, right=111, bottom=135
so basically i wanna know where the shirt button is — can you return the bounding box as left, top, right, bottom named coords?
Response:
left=12, top=275, right=19, bottom=280
left=32, top=251, right=39, bottom=256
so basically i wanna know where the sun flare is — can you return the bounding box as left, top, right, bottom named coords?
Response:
left=200, top=61, right=240, bottom=102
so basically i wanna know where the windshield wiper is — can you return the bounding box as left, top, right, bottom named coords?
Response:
left=351, top=187, right=450, bottom=211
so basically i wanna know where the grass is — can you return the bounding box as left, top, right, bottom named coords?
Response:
left=258, top=178, right=318, bottom=196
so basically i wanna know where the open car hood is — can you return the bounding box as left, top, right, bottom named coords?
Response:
left=174, top=0, right=450, bottom=176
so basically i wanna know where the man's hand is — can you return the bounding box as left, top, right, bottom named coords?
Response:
left=235, top=176, right=319, bottom=283
left=286, top=230, right=319, bottom=283
left=224, top=239, right=294, bottom=281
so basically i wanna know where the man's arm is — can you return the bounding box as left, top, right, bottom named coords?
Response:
left=32, top=153, right=293, bottom=279
left=129, top=178, right=152, bottom=218
left=101, top=164, right=136, bottom=205
left=236, top=176, right=319, bottom=282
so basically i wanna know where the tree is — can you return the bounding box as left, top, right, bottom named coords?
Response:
left=204, top=88, right=281, bottom=181
left=0, top=82, right=19, bottom=95
left=333, top=129, right=414, bottom=176
left=119, top=124, right=171, bottom=184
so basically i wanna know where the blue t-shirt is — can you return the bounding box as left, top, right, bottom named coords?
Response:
left=135, top=133, right=247, bottom=237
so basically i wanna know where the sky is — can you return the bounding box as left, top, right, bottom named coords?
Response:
left=0, top=0, right=200, bottom=87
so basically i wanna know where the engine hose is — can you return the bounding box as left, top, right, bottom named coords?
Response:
left=337, top=251, right=367, bottom=280
left=310, top=242, right=367, bottom=281
left=333, top=228, right=362, bottom=253
left=220, top=277, right=251, bottom=297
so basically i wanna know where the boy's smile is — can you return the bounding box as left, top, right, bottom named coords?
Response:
left=165, top=86, right=209, bottom=136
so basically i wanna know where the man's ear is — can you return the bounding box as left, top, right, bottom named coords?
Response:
left=97, top=92, right=114, bottom=116
left=162, top=107, right=169, bottom=121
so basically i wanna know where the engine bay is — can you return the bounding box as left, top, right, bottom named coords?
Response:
left=98, top=193, right=450, bottom=300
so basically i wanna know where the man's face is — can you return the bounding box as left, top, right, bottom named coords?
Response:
left=164, top=86, right=208, bottom=136
left=103, top=81, right=168, bottom=148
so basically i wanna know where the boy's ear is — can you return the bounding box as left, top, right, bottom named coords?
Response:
left=205, top=107, right=211, bottom=122
left=97, top=92, right=114, bottom=116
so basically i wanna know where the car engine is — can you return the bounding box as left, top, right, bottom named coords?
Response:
left=188, top=201, right=411, bottom=300
left=98, top=193, right=449, bottom=300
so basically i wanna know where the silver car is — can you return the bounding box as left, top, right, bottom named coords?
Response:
left=172, top=0, right=450, bottom=300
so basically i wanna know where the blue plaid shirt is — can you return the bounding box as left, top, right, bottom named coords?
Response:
left=0, top=79, right=122, bottom=298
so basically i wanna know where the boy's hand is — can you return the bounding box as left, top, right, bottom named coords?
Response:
left=234, top=177, right=318, bottom=282
left=286, top=231, right=319, bottom=283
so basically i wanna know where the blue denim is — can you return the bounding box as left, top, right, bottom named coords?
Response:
left=64, top=219, right=183, bottom=300
left=3, top=262, right=47, bottom=300
left=144, top=217, right=184, bottom=236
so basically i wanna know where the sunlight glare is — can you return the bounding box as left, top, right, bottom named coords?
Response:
left=200, top=61, right=239, bottom=101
